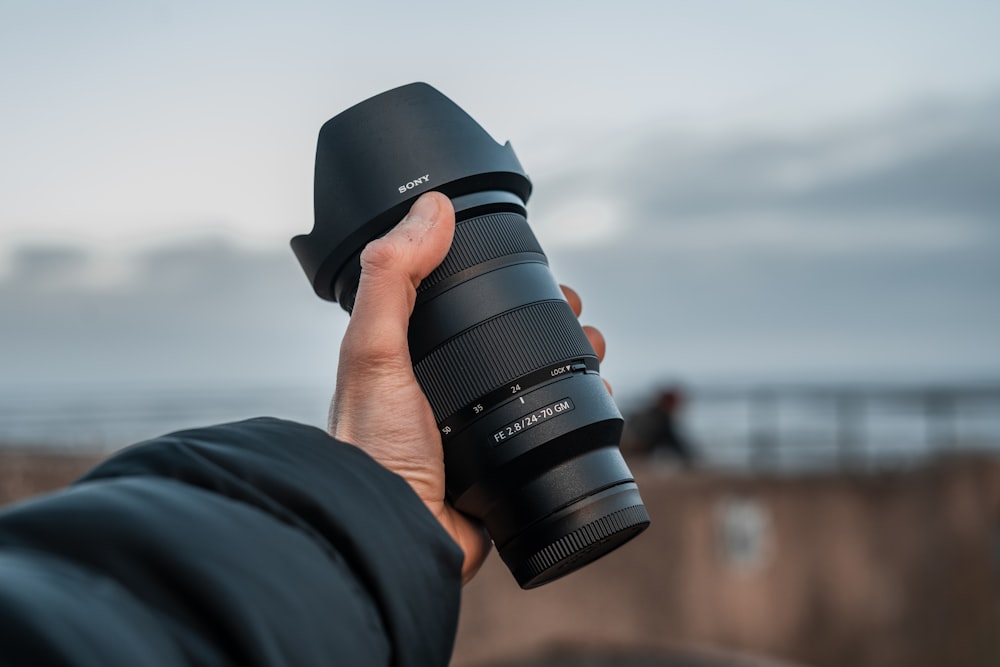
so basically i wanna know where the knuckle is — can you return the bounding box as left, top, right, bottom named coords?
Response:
left=341, top=335, right=407, bottom=371
left=360, top=237, right=405, bottom=273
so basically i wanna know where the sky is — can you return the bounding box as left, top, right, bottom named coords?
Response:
left=2, top=1, right=1000, bottom=415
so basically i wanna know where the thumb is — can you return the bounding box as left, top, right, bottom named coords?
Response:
left=343, top=192, right=455, bottom=365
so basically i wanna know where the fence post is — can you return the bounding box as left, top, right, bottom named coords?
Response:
left=836, top=392, right=866, bottom=470
left=749, top=389, right=779, bottom=469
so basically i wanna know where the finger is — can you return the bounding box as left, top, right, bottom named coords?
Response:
left=437, top=505, right=493, bottom=585
left=341, top=193, right=455, bottom=365
left=583, top=324, right=606, bottom=361
left=603, top=378, right=614, bottom=396
left=561, top=284, right=582, bottom=317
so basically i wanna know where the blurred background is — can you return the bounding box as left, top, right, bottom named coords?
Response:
left=1, top=2, right=999, bottom=666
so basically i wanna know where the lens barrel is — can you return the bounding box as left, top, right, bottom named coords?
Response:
left=292, top=83, right=649, bottom=588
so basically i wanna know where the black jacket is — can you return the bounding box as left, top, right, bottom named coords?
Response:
left=0, top=418, right=463, bottom=666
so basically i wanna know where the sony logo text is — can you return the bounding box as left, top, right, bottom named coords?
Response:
left=398, top=174, right=430, bottom=194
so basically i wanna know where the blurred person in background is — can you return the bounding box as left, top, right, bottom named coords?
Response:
left=623, top=385, right=696, bottom=466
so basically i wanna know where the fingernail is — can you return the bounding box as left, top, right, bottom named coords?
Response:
left=398, top=193, right=440, bottom=238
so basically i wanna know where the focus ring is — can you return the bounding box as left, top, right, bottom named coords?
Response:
left=518, top=504, right=650, bottom=586
left=414, top=300, right=596, bottom=423
left=418, top=212, right=545, bottom=295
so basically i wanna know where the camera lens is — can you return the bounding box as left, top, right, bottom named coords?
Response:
left=292, top=83, right=649, bottom=588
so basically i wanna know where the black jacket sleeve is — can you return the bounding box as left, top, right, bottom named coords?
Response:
left=0, top=417, right=464, bottom=666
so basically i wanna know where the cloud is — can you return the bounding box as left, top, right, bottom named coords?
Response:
left=0, top=238, right=347, bottom=388
left=533, top=92, right=1000, bottom=258
left=1, top=92, right=997, bottom=400
left=529, top=93, right=1000, bottom=388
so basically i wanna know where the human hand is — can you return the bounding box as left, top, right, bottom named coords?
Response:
left=328, top=191, right=609, bottom=584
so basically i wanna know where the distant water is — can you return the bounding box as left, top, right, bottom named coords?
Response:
left=677, top=385, right=1000, bottom=472
left=0, top=383, right=333, bottom=453
left=2, top=381, right=998, bottom=473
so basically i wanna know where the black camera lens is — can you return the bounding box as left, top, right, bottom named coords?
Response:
left=292, top=83, right=648, bottom=588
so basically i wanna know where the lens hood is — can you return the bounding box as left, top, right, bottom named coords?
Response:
left=291, top=82, right=532, bottom=301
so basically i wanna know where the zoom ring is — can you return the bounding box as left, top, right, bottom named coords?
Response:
left=418, top=212, right=546, bottom=295
left=414, top=300, right=596, bottom=423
